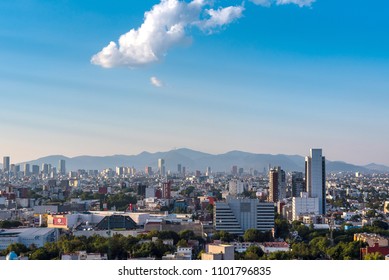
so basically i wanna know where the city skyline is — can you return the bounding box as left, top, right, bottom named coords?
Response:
left=1, top=0, right=389, bottom=165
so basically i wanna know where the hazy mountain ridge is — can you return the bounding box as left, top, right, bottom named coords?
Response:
left=15, top=148, right=389, bottom=174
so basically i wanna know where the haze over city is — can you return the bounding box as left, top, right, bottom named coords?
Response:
left=1, top=0, right=389, bottom=166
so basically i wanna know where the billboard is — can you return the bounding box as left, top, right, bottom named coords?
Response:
left=53, top=216, right=67, bottom=226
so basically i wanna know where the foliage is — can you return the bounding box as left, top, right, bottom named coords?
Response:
left=107, top=192, right=137, bottom=211
left=274, top=217, right=290, bottom=240
left=0, top=220, right=23, bottom=228
left=2, top=243, right=29, bottom=256
left=243, top=229, right=273, bottom=243
left=364, top=252, right=385, bottom=260
left=372, top=220, right=389, bottom=230
left=212, top=231, right=235, bottom=242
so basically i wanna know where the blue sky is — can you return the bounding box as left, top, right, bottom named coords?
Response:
left=1, top=0, right=389, bottom=166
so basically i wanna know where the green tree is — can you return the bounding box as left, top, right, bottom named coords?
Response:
left=107, top=193, right=137, bottom=211
left=213, top=231, right=234, bottom=242
left=364, top=252, right=385, bottom=260
left=30, top=248, right=51, bottom=260
left=244, top=245, right=264, bottom=260
left=274, top=217, right=290, bottom=240
left=0, top=220, right=23, bottom=228
left=177, top=239, right=188, bottom=247
left=266, top=251, right=292, bottom=260
left=372, top=220, right=389, bottom=230
left=243, top=229, right=262, bottom=242
left=365, top=210, right=376, bottom=218
left=157, top=231, right=180, bottom=244
left=178, top=230, right=195, bottom=240
left=291, top=242, right=313, bottom=260
left=4, top=243, right=28, bottom=256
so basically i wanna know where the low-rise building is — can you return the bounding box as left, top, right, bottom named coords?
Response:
left=0, top=228, right=59, bottom=250
left=201, top=244, right=234, bottom=260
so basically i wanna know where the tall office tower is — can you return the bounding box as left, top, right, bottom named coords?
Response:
left=231, top=165, right=238, bottom=175
left=59, top=159, right=66, bottom=175
left=24, top=163, right=30, bottom=176
left=214, top=197, right=275, bottom=235
left=32, top=165, right=40, bottom=175
left=158, top=158, right=165, bottom=176
left=206, top=166, right=211, bottom=177
left=182, top=166, right=186, bottom=176
left=305, top=148, right=326, bottom=215
left=268, top=166, right=286, bottom=202
left=145, top=166, right=152, bottom=175
left=42, top=163, right=49, bottom=175
left=291, top=171, right=305, bottom=197
left=11, top=164, right=20, bottom=175
left=3, top=156, right=10, bottom=173
left=177, top=164, right=182, bottom=174
left=116, top=167, right=124, bottom=176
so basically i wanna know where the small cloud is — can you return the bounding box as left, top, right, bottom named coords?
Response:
left=250, top=0, right=315, bottom=7
left=198, top=5, right=245, bottom=32
left=276, top=0, right=315, bottom=7
left=150, top=76, right=164, bottom=87
left=250, top=0, right=272, bottom=7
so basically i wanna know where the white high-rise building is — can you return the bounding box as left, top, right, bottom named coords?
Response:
left=305, top=148, right=326, bottom=215
left=292, top=192, right=319, bottom=221
left=158, top=158, right=165, bottom=176
left=228, top=179, right=245, bottom=196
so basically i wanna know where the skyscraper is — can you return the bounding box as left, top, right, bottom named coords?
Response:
left=305, top=148, right=326, bottom=215
left=42, top=163, right=49, bottom=175
left=158, top=158, right=165, bottom=176
left=24, top=163, right=30, bottom=176
left=291, top=171, right=305, bottom=197
left=59, top=159, right=66, bottom=175
left=3, top=156, right=10, bottom=173
left=32, top=165, right=40, bottom=175
left=268, top=166, right=286, bottom=202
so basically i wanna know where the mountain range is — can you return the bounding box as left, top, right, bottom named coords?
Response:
left=17, top=148, right=389, bottom=174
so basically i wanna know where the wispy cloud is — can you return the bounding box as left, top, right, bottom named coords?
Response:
left=197, top=6, right=245, bottom=33
left=250, top=0, right=315, bottom=7
left=91, top=0, right=243, bottom=68
left=150, top=76, right=164, bottom=87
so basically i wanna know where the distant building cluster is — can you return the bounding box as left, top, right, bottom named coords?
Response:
left=1, top=148, right=389, bottom=260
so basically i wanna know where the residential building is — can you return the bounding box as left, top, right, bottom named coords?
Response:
left=201, top=244, right=234, bottom=260
left=269, top=166, right=286, bottom=202
left=228, top=179, right=245, bottom=197
left=291, top=171, right=305, bottom=197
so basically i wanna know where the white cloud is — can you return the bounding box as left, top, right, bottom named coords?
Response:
left=91, top=0, right=244, bottom=68
left=250, top=0, right=315, bottom=7
left=276, top=0, right=315, bottom=7
left=198, top=6, right=245, bottom=32
left=250, top=0, right=272, bottom=7
left=150, top=76, right=164, bottom=87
